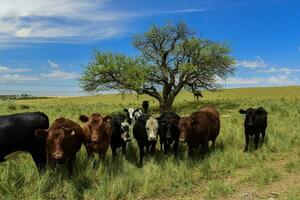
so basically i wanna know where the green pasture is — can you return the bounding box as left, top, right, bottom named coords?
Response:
left=0, top=86, right=299, bottom=200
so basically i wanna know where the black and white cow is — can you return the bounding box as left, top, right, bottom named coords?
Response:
left=157, top=111, right=181, bottom=157
left=0, top=112, right=49, bottom=171
left=133, top=114, right=159, bottom=167
left=239, top=107, right=268, bottom=152
left=110, top=114, right=132, bottom=158
left=123, top=107, right=143, bottom=125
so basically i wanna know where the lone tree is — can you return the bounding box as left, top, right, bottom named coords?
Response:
left=80, top=22, right=234, bottom=113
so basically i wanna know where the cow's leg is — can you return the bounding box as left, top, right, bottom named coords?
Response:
left=163, top=143, right=169, bottom=154
left=261, top=129, right=266, bottom=144
left=150, top=142, right=156, bottom=156
left=254, top=133, right=259, bottom=150
left=31, top=151, right=47, bottom=174
left=146, top=144, right=150, bottom=155
left=122, top=143, right=126, bottom=156
left=244, top=130, right=250, bottom=152
left=138, top=143, right=145, bottom=167
left=84, top=144, right=93, bottom=158
left=188, top=143, right=193, bottom=158
left=173, top=139, right=179, bottom=158
left=111, top=145, right=117, bottom=159
left=67, top=155, right=75, bottom=175
left=99, top=150, right=107, bottom=161
left=200, top=141, right=209, bottom=158
left=211, top=139, right=216, bottom=149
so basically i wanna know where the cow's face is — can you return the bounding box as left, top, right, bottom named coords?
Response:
left=146, top=117, right=159, bottom=141
left=120, top=121, right=131, bottom=142
left=36, top=127, right=76, bottom=164
left=178, top=117, right=192, bottom=142
left=79, top=113, right=112, bottom=145
left=239, top=108, right=257, bottom=127
left=87, top=113, right=103, bottom=143
left=160, top=119, right=177, bottom=142
left=123, top=108, right=142, bottom=124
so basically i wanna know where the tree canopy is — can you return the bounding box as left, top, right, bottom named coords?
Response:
left=80, top=22, right=235, bottom=112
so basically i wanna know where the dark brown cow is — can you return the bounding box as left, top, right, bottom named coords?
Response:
left=35, top=117, right=83, bottom=174
left=199, top=106, right=220, bottom=119
left=79, top=113, right=113, bottom=161
left=178, top=107, right=220, bottom=157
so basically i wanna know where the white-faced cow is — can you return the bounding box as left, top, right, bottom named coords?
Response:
left=133, top=114, right=159, bottom=167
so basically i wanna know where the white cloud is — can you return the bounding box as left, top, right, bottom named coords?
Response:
left=219, top=74, right=297, bottom=86
left=0, top=74, right=38, bottom=82
left=0, top=0, right=126, bottom=44
left=47, top=59, right=59, bottom=68
left=153, top=9, right=205, bottom=14
left=257, top=67, right=300, bottom=74
left=41, top=70, right=80, bottom=80
left=0, top=66, right=31, bottom=73
left=0, top=0, right=205, bottom=45
left=235, top=56, right=267, bottom=68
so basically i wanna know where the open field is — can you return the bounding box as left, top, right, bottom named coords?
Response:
left=0, top=86, right=300, bottom=200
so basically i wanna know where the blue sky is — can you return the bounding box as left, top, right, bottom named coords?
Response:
left=0, top=0, right=300, bottom=96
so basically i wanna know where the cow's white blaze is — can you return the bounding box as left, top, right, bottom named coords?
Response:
left=146, top=117, right=159, bottom=141
left=127, top=108, right=135, bottom=120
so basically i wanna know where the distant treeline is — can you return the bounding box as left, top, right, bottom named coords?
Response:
left=0, top=94, right=51, bottom=100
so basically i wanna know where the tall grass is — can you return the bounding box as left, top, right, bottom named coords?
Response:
left=0, top=86, right=299, bottom=199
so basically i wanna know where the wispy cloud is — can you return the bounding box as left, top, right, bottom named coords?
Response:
left=257, top=67, right=300, bottom=74
left=235, top=56, right=267, bottom=68
left=219, top=74, right=297, bottom=86
left=153, top=9, right=205, bottom=14
left=0, top=0, right=205, bottom=46
left=0, top=66, right=31, bottom=73
left=47, top=59, right=59, bottom=68
left=41, top=70, right=80, bottom=80
left=0, top=74, right=38, bottom=83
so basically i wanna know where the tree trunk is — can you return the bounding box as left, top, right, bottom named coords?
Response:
left=159, top=97, right=174, bottom=113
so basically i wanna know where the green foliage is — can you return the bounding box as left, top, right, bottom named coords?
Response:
left=80, top=21, right=235, bottom=112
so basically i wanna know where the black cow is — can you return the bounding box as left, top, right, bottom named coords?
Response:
left=0, top=112, right=49, bottom=171
left=239, top=107, right=268, bottom=152
left=110, top=114, right=131, bottom=158
left=133, top=114, right=159, bottom=167
left=157, top=112, right=180, bottom=157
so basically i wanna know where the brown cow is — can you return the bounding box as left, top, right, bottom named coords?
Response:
left=79, top=113, right=113, bottom=161
left=35, top=117, right=83, bottom=174
left=199, top=106, right=220, bottom=119
left=178, top=107, right=220, bottom=157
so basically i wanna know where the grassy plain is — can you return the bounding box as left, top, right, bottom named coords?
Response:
left=0, top=86, right=299, bottom=200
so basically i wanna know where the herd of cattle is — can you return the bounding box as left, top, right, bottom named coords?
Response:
left=0, top=101, right=268, bottom=174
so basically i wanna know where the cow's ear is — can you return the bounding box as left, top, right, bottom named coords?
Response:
left=239, top=109, right=246, bottom=114
left=79, top=115, right=89, bottom=122
left=103, top=115, right=112, bottom=122
left=123, top=108, right=128, bottom=113
left=35, top=129, right=48, bottom=138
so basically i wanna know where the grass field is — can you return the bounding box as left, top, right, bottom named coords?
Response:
left=0, top=86, right=300, bottom=200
